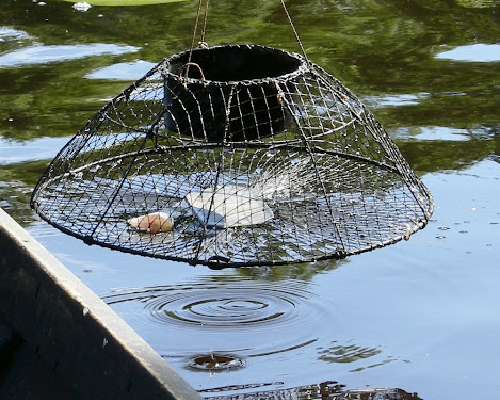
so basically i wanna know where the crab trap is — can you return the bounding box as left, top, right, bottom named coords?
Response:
left=31, top=1, right=433, bottom=268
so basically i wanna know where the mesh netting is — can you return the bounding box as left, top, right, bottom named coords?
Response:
left=31, top=44, right=433, bottom=268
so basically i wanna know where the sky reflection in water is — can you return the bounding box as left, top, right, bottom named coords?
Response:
left=0, top=0, right=499, bottom=398
left=0, top=43, right=139, bottom=67
left=435, top=44, right=500, bottom=62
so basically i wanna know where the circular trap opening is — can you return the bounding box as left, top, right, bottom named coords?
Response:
left=168, top=45, right=305, bottom=82
left=164, top=45, right=307, bottom=141
left=189, top=354, right=245, bottom=371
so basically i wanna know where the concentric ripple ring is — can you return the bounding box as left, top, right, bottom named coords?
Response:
left=103, top=279, right=327, bottom=360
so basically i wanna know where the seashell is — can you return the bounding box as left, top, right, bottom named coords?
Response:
left=127, top=212, right=174, bottom=234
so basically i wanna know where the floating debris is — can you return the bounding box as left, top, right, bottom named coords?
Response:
left=72, top=2, right=93, bottom=12
left=189, top=354, right=245, bottom=371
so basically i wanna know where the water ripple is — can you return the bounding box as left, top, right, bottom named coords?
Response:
left=143, top=284, right=307, bottom=327
left=103, top=280, right=327, bottom=360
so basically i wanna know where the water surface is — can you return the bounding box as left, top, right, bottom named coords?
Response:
left=0, top=0, right=499, bottom=398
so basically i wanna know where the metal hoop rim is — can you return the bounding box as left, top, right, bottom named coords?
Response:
left=159, top=44, right=310, bottom=86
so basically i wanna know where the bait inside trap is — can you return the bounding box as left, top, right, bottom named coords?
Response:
left=31, top=4, right=433, bottom=268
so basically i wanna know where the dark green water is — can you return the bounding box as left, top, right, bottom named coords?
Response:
left=1, top=0, right=499, bottom=398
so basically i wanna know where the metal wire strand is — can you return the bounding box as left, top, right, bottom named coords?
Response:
left=200, top=0, right=210, bottom=45
left=186, top=0, right=206, bottom=79
left=279, top=0, right=310, bottom=63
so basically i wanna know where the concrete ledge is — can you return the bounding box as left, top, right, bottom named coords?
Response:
left=0, top=209, right=199, bottom=400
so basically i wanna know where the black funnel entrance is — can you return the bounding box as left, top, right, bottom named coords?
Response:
left=163, top=45, right=307, bottom=142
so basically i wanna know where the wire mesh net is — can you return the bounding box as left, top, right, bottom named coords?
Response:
left=31, top=44, right=433, bottom=268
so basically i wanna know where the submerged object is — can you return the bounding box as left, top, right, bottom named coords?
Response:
left=31, top=1, right=433, bottom=267
left=186, top=187, right=274, bottom=229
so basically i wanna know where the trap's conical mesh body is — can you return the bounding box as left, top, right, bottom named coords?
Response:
left=31, top=45, right=433, bottom=267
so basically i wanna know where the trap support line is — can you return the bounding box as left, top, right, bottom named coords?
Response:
left=0, top=208, right=200, bottom=400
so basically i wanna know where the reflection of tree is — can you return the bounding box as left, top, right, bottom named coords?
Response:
left=0, top=161, right=47, bottom=226
left=202, top=381, right=422, bottom=400
left=235, top=258, right=343, bottom=282
left=398, top=139, right=496, bottom=173
left=1, top=0, right=498, bottom=136
left=0, top=180, right=33, bottom=226
left=455, top=0, right=497, bottom=8
left=318, top=340, right=381, bottom=364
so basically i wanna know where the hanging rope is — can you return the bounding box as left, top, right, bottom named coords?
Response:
left=200, top=0, right=210, bottom=46
left=187, top=0, right=307, bottom=79
left=279, top=0, right=310, bottom=64
left=186, top=0, right=210, bottom=80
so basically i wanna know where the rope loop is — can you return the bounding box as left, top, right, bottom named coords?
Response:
left=181, top=62, right=206, bottom=81
left=186, top=0, right=210, bottom=79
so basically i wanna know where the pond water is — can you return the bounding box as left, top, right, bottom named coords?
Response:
left=1, top=0, right=499, bottom=398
